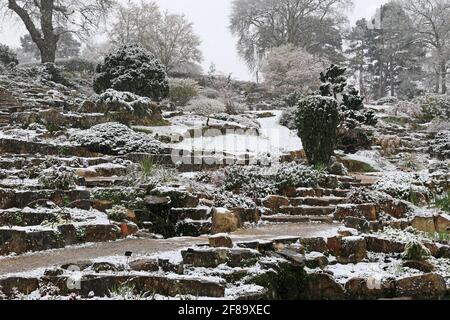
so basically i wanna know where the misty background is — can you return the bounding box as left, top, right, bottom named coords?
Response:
left=0, top=0, right=388, bottom=81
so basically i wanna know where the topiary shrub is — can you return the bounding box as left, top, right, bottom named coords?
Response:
left=169, top=78, right=199, bottom=106
left=93, top=44, right=169, bottom=101
left=295, top=96, right=339, bottom=166
left=0, top=44, right=18, bottom=66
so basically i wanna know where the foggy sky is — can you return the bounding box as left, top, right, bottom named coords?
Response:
left=0, top=0, right=389, bottom=81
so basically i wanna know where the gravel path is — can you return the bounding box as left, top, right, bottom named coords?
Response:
left=0, top=223, right=340, bottom=276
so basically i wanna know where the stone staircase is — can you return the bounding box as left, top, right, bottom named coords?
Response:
left=260, top=176, right=375, bottom=225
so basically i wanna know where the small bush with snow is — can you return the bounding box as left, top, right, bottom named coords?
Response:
left=106, top=205, right=128, bottom=222
left=93, top=44, right=169, bottom=101
left=429, top=131, right=450, bottom=160
left=375, top=96, right=399, bottom=106
left=279, top=107, right=297, bottom=130
left=223, top=163, right=320, bottom=198
left=38, top=167, right=78, bottom=190
left=374, top=171, right=431, bottom=202
left=70, top=122, right=163, bottom=155
left=402, top=240, right=431, bottom=261
left=95, top=89, right=153, bottom=117
left=413, top=94, right=450, bottom=122
left=169, top=78, right=199, bottom=106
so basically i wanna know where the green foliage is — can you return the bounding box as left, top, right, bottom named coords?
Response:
left=401, top=240, right=431, bottom=261
left=38, top=167, right=77, bottom=190
left=319, top=64, right=347, bottom=98
left=109, top=283, right=153, bottom=300
left=433, top=191, right=450, bottom=213
left=429, top=131, right=450, bottom=160
left=413, top=94, right=450, bottom=123
left=169, top=78, right=199, bottom=106
left=93, top=44, right=169, bottom=101
left=0, top=44, right=19, bottom=66
left=139, top=157, right=156, bottom=177
left=106, top=205, right=128, bottom=222
left=295, top=96, right=339, bottom=166
left=56, top=58, right=96, bottom=74
left=223, top=163, right=321, bottom=198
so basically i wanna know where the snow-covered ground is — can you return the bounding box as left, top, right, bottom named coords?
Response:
left=175, top=110, right=302, bottom=158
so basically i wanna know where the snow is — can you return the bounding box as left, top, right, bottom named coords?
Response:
left=174, top=110, right=303, bottom=159
left=344, top=150, right=397, bottom=171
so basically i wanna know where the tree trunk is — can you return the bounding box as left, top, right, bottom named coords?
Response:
left=39, top=0, right=58, bottom=63
left=390, top=60, right=395, bottom=97
left=435, top=70, right=440, bottom=93
left=441, top=60, right=447, bottom=94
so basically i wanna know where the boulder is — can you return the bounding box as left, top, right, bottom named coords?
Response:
left=0, top=229, right=27, bottom=255
left=57, top=224, right=78, bottom=246
left=175, top=220, right=211, bottom=237
left=334, top=204, right=379, bottom=221
left=301, top=273, right=345, bottom=300
left=262, top=195, right=290, bottom=212
left=0, top=188, right=15, bottom=209
left=327, top=236, right=367, bottom=263
left=305, top=252, right=329, bottom=269
left=209, top=234, right=233, bottom=248
left=230, top=207, right=261, bottom=224
left=345, top=277, right=396, bottom=300
left=411, top=215, right=436, bottom=233
left=299, top=237, right=328, bottom=253
left=211, top=208, right=242, bottom=234
left=365, top=236, right=405, bottom=254
left=77, top=224, right=122, bottom=243
left=434, top=213, right=450, bottom=233
left=129, top=259, right=159, bottom=272
left=402, top=260, right=435, bottom=273
left=0, top=277, right=39, bottom=296
left=181, top=248, right=229, bottom=268
left=158, top=259, right=184, bottom=275
left=228, top=249, right=261, bottom=268
left=396, top=273, right=446, bottom=299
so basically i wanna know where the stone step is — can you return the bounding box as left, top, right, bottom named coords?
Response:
left=0, top=188, right=91, bottom=210
left=289, top=196, right=347, bottom=207
left=84, top=176, right=128, bottom=188
left=169, top=208, right=211, bottom=221
left=340, top=181, right=374, bottom=189
left=279, top=205, right=336, bottom=216
left=0, top=223, right=128, bottom=256
left=296, top=188, right=351, bottom=198
left=45, top=274, right=226, bottom=298
left=0, top=208, right=65, bottom=226
left=261, top=215, right=333, bottom=224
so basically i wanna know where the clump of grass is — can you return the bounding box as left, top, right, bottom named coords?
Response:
left=433, top=191, right=450, bottom=213
left=106, top=205, right=128, bottom=222
left=109, top=283, right=153, bottom=300
left=426, top=231, right=450, bottom=242
left=401, top=240, right=431, bottom=261
left=139, top=157, right=156, bottom=177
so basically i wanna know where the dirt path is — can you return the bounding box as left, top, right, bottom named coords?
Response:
left=0, top=223, right=340, bottom=276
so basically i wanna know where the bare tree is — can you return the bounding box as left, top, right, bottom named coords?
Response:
left=3, top=0, right=114, bottom=63
left=261, top=44, right=328, bottom=94
left=402, top=0, right=450, bottom=94
left=229, top=0, right=351, bottom=71
left=109, top=1, right=202, bottom=73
